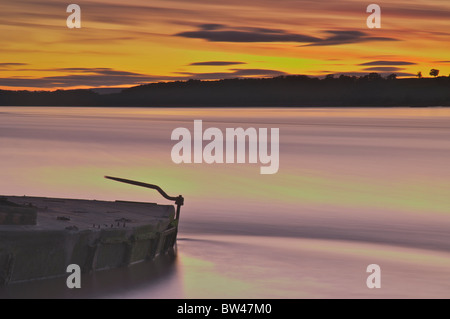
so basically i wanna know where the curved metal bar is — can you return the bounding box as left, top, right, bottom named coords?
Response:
left=105, top=176, right=178, bottom=201
left=104, top=176, right=184, bottom=220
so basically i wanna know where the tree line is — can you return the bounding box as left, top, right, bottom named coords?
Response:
left=1, top=73, right=449, bottom=107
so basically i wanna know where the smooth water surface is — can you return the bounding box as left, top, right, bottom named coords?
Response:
left=1, top=107, right=450, bottom=298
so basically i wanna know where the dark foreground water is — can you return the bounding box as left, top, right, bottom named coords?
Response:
left=1, top=107, right=450, bottom=298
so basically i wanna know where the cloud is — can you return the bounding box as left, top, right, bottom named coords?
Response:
left=0, top=63, right=29, bottom=70
left=0, top=65, right=424, bottom=89
left=305, top=30, right=398, bottom=46
left=189, top=61, right=247, bottom=66
left=175, top=24, right=320, bottom=43
left=0, top=67, right=287, bottom=88
left=363, top=67, right=404, bottom=72
left=48, top=68, right=147, bottom=77
left=0, top=68, right=158, bottom=88
left=175, top=68, right=287, bottom=80
left=199, top=24, right=226, bottom=31
left=383, top=5, right=450, bottom=20
left=359, top=61, right=416, bottom=66
left=176, top=25, right=397, bottom=46
left=0, top=63, right=28, bottom=67
left=5, top=0, right=194, bottom=28
left=231, top=69, right=286, bottom=76
left=331, top=72, right=415, bottom=77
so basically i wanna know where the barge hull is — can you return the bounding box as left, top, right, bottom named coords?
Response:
left=0, top=196, right=178, bottom=284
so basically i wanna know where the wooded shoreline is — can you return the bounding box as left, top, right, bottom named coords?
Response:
left=1, top=75, right=449, bottom=107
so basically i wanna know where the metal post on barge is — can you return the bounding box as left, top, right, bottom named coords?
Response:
left=104, top=176, right=184, bottom=221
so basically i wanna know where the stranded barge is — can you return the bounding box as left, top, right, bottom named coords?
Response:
left=0, top=176, right=184, bottom=285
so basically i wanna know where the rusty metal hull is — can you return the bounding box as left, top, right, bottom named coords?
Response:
left=0, top=196, right=178, bottom=285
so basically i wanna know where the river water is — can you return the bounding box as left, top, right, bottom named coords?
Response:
left=1, top=107, right=450, bottom=298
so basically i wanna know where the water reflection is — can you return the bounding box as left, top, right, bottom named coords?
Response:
left=0, top=250, right=179, bottom=299
left=2, top=232, right=450, bottom=299
left=1, top=107, right=450, bottom=298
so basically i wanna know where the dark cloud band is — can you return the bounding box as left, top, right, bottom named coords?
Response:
left=176, top=25, right=397, bottom=46
left=0, top=67, right=287, bottom=88
left=363, top=67, right=404, bottom=72
left=189, top=61, right=247, bottom=66
left=359, top=61, right=416, bottom=66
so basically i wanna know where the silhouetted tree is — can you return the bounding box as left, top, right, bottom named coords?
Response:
left=339, top=75, right=352, bottom=81
left=416, top=71, right=422, bottom=78
left=325, top=74, right=335, bottom=80
left=387, top=74, right=397, bottom=80
left=430, top=69, right=440, bottom=77
left=368, top=72, right=382, bottom=81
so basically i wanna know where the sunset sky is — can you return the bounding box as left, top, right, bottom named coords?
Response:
left=1, top=0, right=449, bottom=90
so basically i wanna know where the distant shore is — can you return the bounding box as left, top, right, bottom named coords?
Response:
left=1, top=75, right=449, bottom=107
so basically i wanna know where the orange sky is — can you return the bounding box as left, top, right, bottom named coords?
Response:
left=1, top=0, right=449, bottom=90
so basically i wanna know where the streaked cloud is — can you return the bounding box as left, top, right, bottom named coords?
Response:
left=359, top=61, right=416, bottom=66
left=0, top=63, right=28, bottom=67
left=175, top=25, right=320, bottom=43
left=198, top=24, right=226, bottom=31
left=189, top=61, right=247, bottom=66
left=305, top=31, right=398, bottom=47
left=180, top=69, right=287, bottom=80
left=0, top=68, right=157, bottom=88
left=0, top=67, right=288, bottom=88
left=332, top=72, right=415, bottom=77
left=363, top=67, right=404, bottom=72
left=176, top=26, right=398, bottom=47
